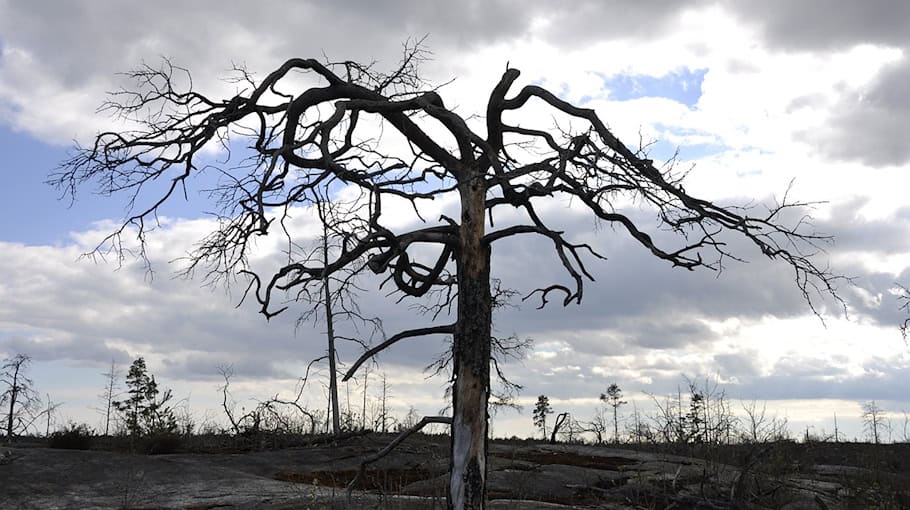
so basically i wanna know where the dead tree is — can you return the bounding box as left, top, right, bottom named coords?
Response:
left=218, top=362, right=319, bottom=436
left=1, top=355, right=42, bottom=440
left=296, top=188, right=381, bottom=436
left=54, top=43, right=843, bottom=508
left=376, top=372, right=390, bottom=433
left=317, top=198, right=343, bottom=436
left=97, top=359, right=121, bottom=436
left=862, top=400, right=888, bottom=444
left=549, top=412, right=569, bottom=444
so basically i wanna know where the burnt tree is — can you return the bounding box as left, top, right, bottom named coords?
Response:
left=296, top=188, right=381, bottom=436
left=1, top=354, right=42, bottom=440
left=54, top=46, right=841, bottom=509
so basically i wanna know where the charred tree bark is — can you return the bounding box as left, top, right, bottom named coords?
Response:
left=449, top=176, right=493, bottom=509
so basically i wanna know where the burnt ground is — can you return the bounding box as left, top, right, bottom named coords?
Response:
left=1, top=433, right=908, bottom=509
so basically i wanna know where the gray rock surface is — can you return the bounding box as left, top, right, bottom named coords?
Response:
left=0, top=437, right=904, bottom=509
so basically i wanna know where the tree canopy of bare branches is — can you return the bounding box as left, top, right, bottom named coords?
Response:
left=54, top=41, right=843, bottom=508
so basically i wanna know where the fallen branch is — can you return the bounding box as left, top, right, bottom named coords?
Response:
left=346, top=415, right=451, bottom=499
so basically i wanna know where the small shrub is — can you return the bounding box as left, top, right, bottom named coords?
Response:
left=48, top=422, right=94, bottom=450
left=140, top=432, right=182, bottom=454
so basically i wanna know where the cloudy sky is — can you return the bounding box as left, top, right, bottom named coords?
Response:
left=1, top=0, right=909, bottom=440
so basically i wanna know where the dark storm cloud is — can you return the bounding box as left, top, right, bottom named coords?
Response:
left=713, top=351, right=762, bottom=378
left=0, top=241, right=337, bottom=381
left=1, top=334, right=131, bottom=365
left=620, top=319, right=716, bottom=351
left=576, top=350, right=907, bottom=405
left=488, top=204, right=829, bottom=338
left=808, top=200, right=910, bottom=327
left=0, top=0, right=701, bottom=143
left=160, top=353, right=294, bottom=382
left=5, top=0, right=907, bottom=165
left=544, top=318, right=719, bottom=358
left=727, top=0, right=910, bottom=51
left=821, top=198, right=910, bottom=255
left=839, top=267, right=910, bottom=329
left=0, top=0, right=687, bottom=84
left=800, top=57, right=910, bottom=167
left=720, top=1, right=910, bottom=167
left=481, top=193, right=910, bottom=357
left=739, top=357, right=910, bottom=402
left=567, top=351, right=909, bottom=405
left=536, top=0, right=709, bottom=46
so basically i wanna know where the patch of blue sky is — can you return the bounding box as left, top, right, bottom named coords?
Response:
left=0, top=126, right=265, bottom=245
left=517, top=71, right=720, bottom=161
left=0, top=126, right=117, bottom=245
left=1, top=114, right=458, bottom=248
left=601, top=68, right=708, bottom=109
left=643, top=139, right=727, bottom=164
left=639, top=122, right=728, bottom=164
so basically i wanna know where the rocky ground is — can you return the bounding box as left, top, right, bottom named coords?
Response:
left=1, top=434, right=908, bottom=509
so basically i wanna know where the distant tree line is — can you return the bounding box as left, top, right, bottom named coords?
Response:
left=3, top=353, right=909, bottom=450
left=532, top=376, right=909, bottom=446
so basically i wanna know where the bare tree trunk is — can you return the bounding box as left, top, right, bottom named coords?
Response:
left=345, top=379, right=352, bottom=430
left=449, top=179, right=492, bottom=510
left=311, top=198, right=343, bottom=437
left=361, top=364, right=369, bottom=431
left=676, top=386, right=684, bottom=443
left=325, top=385, right=331, bottom=434
left=6, top=363, right=20, bottom=438
left=834, top=412, right=839, bottom=443
left=612, top=404, right=619, bottom=443
left=323, top=267, right=341, bottom=436
left=102, top=359, right=119, bottom=436
left=380, top=374, right=388, bottom=433
left=45, top=394, right=52, bottom=437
